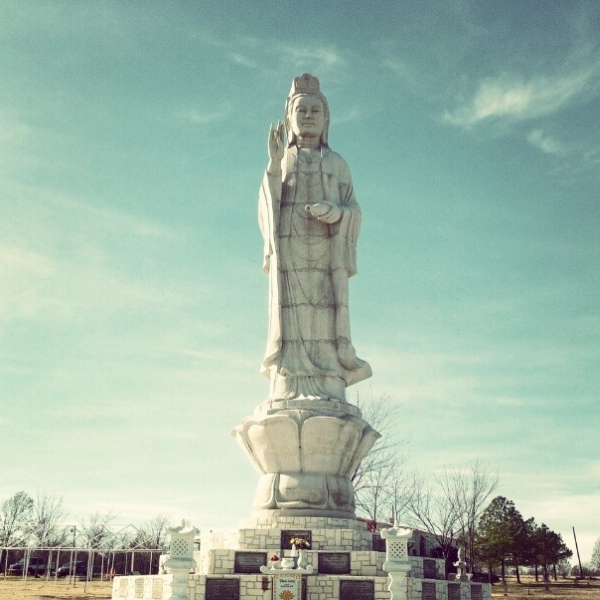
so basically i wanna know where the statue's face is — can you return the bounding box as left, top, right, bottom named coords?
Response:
left=290, top=95, right=325, bottom=140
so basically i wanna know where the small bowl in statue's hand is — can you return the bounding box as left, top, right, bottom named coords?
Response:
left=305, top=203, right=330, bottom=217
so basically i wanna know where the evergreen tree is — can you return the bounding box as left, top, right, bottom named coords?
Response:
left=532, top=523, right=572, bottom=589
left=476, top=496, right=526, bottom=583
left=591, top=536, right=600, bottom=573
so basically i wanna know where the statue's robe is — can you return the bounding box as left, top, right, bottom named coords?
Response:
left=258, top=146, right=372, bottom=401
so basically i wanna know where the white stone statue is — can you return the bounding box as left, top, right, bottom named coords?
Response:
left=258, top=73, right=372, bottom=402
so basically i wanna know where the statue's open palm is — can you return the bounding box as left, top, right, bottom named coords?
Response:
left=268, top=121, right=285, bottom=163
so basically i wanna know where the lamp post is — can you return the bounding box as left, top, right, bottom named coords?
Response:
left=69, top=526, right=78, bottom=585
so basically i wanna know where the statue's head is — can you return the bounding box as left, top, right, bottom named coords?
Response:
left=285, top=73, right=330, bottom=148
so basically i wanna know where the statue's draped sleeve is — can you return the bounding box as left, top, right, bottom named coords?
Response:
left=258, top=165, right=283, bottom=375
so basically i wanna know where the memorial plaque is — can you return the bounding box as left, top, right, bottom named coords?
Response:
left=339, top=579, right=374, bottom=600
left=152, top=579, right=163, bottom=600
left=134, top=578, right=144, bottom=599
left=281, top=530, right=312, bottom=550
left=471, top=584, right=483, bottom=600
left=206, top=578, right=239, bottom=600
left=234, top=551, right=267, bottom=574
left=448, top=582, right=460, bottom=600
left=274, top=574, right=301, bottom=600
left=119, top=578, right=128, bottom=597
left=318, top=552, right=351, bottom=574
left=372, top=534, right=386, bottom=553
left=421, top=581, right=436, bottom=600
left=423, top=558, right=437, bottom=579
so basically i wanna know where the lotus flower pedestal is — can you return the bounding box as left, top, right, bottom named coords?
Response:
left=232, top=399, right=380, bottom=519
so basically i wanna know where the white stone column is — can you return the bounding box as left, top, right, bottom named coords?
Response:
left=164, top=523, right=198, bottom=600
left=381, top=526, right=413, bottom=600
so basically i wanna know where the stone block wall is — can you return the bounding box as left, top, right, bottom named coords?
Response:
left=236, top=526, right=373, bottom=551
left=237, top=529, right=281, bottom=550
left=305, top=575, right=390, bottom=600
left=239, top=515, right=369, bottom=531
left=191, top=574, right=269, bottom=600
left=199, top=528, right=240, bottom=552
left=350, top=551, right=386, bottom=577
left=409, top=556, right=446, bottom=579
left=112, top=575, right=172, bottom=600
left=199, top=524, right=374, bottom=555
left=196, top=549, right=385, bottom=577
left=113, top=573, right=492, bottom=600
left=404, top=579, right=492, bottom=600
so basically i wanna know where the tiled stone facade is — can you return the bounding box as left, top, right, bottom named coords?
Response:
left=304, top=575, right=390, bottom=600
left=112, top=575, right=172, bottom=600
left=239, top=515, right=370, bottom=530
left=404, top=580, right=492, bottom=600
left=408, top=556, right=446, bottom=579
left=113, top=523, right=492, bottom=600
left=234, top=527, right=373, bottom=551
left=195, top=548, right=386, bottom=576
left=113, top=574, right=491, bottom=600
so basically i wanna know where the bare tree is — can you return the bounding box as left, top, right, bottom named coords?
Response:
left=0, top=491, right=34, bottom=569
left=28, top=493, right=68, bottom=547
left=0, top=491, right=34, bottom=547
left=402, top=460, right=497, bottom=575
left=351, top=393, right=410, bottom=524
left=79, top=511, right=118, bottom=550
left=127, top=514, right=171, bottom=576
left=436, top=459, right=498, bottom=571
left=404, top=473, right=458, bottom=569
left=131, top=514, right=171, bottom=550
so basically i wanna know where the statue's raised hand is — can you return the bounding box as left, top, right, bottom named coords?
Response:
left=267, top=121, right=285, bottom=175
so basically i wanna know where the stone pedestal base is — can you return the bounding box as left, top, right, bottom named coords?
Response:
left=232, top=400, right=380, bottom=520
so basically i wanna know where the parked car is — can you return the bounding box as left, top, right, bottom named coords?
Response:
left=471, top=571, right=500, bottom=583
left=55, top=560, right=88, bottom=577
left=7, top=557, right=46, bottom=576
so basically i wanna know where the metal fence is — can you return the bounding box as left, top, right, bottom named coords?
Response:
left=1, top=545, right=164, bottom=592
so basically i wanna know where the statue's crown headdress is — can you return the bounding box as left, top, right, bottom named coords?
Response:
left=288, top=73, right=321, bottom=97
left=284, top=73, right=330, bottom=148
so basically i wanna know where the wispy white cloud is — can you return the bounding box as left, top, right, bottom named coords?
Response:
left=495, top=396, right=526, bottom=407
left=4, top=179, right=176, bottom=239
left=47, top=194, right=176, bottom=239
left=445, top=70, right=595, bottom=126
left=527, top=129, right=566, bottom=155
left=0, top=187, right=189, bottom=323
left=176, top=106, right=231, bottom=125
left=583, top=146, right=600, bottom=165
left=0, top=109, right=31, bottom=143
left=227, top=52, right=258, bottom=69
left=0, top=240, right=184, bottom=322
left=278, top=45, right=344, bottom=70
left=0, top=245, right=54, bottom=278
left=332, top=106, right=362, bottom=125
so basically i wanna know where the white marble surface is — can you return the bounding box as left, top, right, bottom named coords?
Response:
left=258, top=74, right=371, bottom=402
left=232, top=406, right=379, bottom=517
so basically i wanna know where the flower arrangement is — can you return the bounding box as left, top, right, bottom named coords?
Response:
left=289, top=537, right=310, bottom=550
left=270, top=554, right=280, bottom=561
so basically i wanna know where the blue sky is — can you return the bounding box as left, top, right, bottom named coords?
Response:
left=1, top=1, right=599, bottom=560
